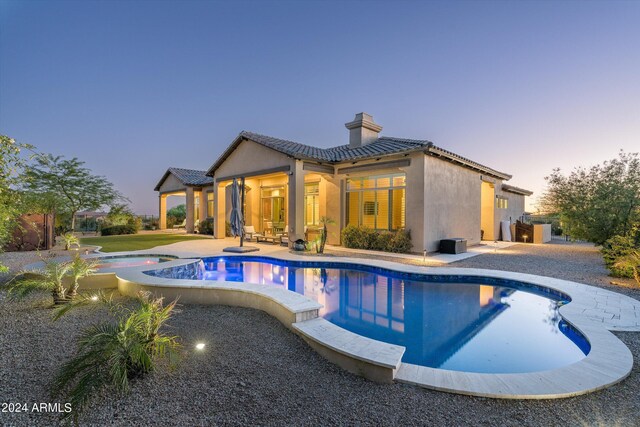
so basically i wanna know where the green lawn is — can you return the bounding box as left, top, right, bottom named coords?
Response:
left=79, top=234, right=210, bottom=252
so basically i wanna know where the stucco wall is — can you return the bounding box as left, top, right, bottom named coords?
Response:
left=157, top=174, right=186, bottom=193
left=214, top=139, right=294, bottom=179
left=494, top=187, right=526, bottom=239
left=332, top=155, right=423, bottom=251
left=403, top=154, right=426, bottom=252
left=423, top=155, right=482, bottom=252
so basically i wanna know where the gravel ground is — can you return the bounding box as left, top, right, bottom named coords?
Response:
left=1, top=241, right=639, bottom=426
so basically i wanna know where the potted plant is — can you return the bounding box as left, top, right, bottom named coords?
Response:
left=293, top=239, right=306, bottom=251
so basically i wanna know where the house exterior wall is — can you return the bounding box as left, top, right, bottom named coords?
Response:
left=333, top=154, right=423, bottom=251
left=157, top=174, right=186, bottom=193
left=403, top=153, right=426, bottom=252
left=493, top=187, right=526, bottom=239
left=423, top=155, right=483, bottom=252
left=214, top=140, right=295, bottom=179
left=207, top=137, right=529, bottom=250
left=213, top=139, right=294, bottom=238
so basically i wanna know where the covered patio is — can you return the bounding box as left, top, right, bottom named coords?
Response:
left=154, top=167, right=214, bottom=233
left=209, top=134, right=340, bottom=245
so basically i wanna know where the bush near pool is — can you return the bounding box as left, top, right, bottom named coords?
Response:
left=101, top=224, right=138, bottom=236
left=341, top=225, right=412, bottom=253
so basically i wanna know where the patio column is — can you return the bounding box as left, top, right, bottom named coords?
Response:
left=288, top=160, right=305, bottom=244
left=198, top=190, right=207, bottom=221
left=214, top=181, right=226, bottom=238
left=159, top=194, right=167, bottom=229
left=186, top=187, right=195, bottom=233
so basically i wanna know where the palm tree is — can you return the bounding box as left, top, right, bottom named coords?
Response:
left=8, top=258, right=71, bottom=304
left=614, top=250, right=640, bottom=286
left=316, top=216, right=335, bottom=254
left=52, top=291, right=180, bottom=422
left=65, top=256, right=98, bottom=299
left=61, top=232, right=79, bottom=250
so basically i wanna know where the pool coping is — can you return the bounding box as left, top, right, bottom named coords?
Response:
left=67, top=251, right=636, bottom=399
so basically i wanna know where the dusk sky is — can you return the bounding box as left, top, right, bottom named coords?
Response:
left=1, top=0, right=639, bottom=214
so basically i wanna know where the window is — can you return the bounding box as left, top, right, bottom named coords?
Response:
left=304, top=182, right=320, bottom=226
left=496, top=196, right=508, bottom=209
left=346, top=173, right=406, bottom=230
left=206, top=192, right=214, bottom=217
left=261, top=185, right=286, bottom=232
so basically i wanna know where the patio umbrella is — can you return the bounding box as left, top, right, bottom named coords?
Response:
left=229, top=178, right=244, bottom=240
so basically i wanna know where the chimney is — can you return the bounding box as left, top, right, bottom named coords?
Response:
left=345, top=112, right=382, bottom=148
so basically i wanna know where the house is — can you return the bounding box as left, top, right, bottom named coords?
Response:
left=155, top=113, right=532, bottom=251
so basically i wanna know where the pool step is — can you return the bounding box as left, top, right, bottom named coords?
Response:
left=292, top=317, right=405, bottom=383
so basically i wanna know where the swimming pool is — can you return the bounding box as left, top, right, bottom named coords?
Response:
left=94, top=255, right=175, bottom=269
left=146, top=256, right=590, bottom=374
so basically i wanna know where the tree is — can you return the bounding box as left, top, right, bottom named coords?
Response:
left=21, top=154, right=126, bottom=231
left=540, top=151, right=640, bottom=245
left=0, top=135, right=33, bottom=272
left=167, top=204, right=186, bottom=222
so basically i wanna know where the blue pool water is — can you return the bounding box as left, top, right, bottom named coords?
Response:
left=147, top=256, right=590, bottom=373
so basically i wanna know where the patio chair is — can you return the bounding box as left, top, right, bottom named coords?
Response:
left=278, top=225, right=289, bottom=246
left=277, top=225, right=308, bottom=246
left=173, top=219, right=186, bottom=229
left=243, top=225, right=263, bottom=241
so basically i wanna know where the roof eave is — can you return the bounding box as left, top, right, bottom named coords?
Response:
left=154, top=169, right=173, bottom=192
left=206, top=134, right=247, bottom=177
left=425, top=146, right=512, bottom=180
left=331, top=145, right=429, bottom=165
left=502, top=184, right=533, bottom=196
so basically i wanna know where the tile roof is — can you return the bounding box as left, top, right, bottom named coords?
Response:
left=154, top=167, right=213, bottom=191
left=168, top=167, right=213, bottom=186
left=238, top=131, right=433, bottom=162
left=207, top=131, right=515, bottom=181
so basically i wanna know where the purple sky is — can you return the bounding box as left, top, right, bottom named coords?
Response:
left=1, top=0, right=639, bottom=214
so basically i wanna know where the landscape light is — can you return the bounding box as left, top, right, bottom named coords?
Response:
left=90, top=295, right=99, bottom=301
left=195, top=342, right=206, bottom=351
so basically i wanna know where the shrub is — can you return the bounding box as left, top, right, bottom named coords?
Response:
left=341, top=225, right=412, bottom=253
left=613, top=251, right=640, bottom=286
left=142, top=219, right=159, bottom=230
left=61, top=232, right=79, bottom=250
left=602, top=235, right=638, bottom=278
left=52, top=292, right=180, bottom=422
left=198, top=217, right=214, bottom=235
left=101, top=204, right=141, bottom=232
left=601, top=236, right=638, bottom=278
left=600, top=236, right=637, bottom=278
left=388, top=229, right=413, bottom=253
left=167, top=204, right=186, bottom=223
left=7, top=258, right=71, bottom=304
left=225, top=221, right=232, bottom=237
left=101, top=224, right=137, bottom=236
